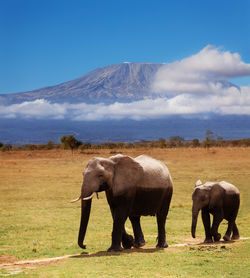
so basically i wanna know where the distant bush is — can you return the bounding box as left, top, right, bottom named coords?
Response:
left=1, top=145, right=12, bottom=152
left=191, top=138, right=200, bottom=147
left=78, top=143, right=92, bottom=150
left=47, top=141, right=54, bottom=150
left=158, top=138, right=167, bottom=148
left=24, top=144, right=38, bottom=151
left=60, top=135, right=83, bottom=153
left=168, top=136, right=184, bottom=148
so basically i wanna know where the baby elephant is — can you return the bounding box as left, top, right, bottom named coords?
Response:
left=191, top=180, right=240, bottom=243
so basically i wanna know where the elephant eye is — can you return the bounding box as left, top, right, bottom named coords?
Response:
left=98, top=174, right=104, bottom=178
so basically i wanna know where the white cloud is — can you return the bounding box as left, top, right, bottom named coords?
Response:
left=0, top=46, right=250, bottom=120
left=152, top=45, right=250, bottom=95
left=0, top=99, right=67, bottom=119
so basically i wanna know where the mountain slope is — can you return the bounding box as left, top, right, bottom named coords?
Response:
left=0, top=63, right=163, bottom=104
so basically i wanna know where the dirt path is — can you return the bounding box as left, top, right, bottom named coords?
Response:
left=0, top=254, right=73, bottom=276
left=1, top=238, right=249, bottom=276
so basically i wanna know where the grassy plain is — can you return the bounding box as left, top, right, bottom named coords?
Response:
left=0, top=147, right=249, bottom=277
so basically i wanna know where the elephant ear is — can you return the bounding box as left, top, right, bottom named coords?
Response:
left=209, top=183, right=225, bottom=208
left=110, top=154, right=144, bottom=196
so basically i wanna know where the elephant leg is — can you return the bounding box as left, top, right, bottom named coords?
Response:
left=108, top=206, right=128, bottom=252
left=156, top=213, right=168, bottom=248
left=201, top=207, right=213, bottom=243
left=211, top=208, right=223, bottom=241
left=231, top=222, right=240, bottom=240
left=129, top=216, right=145, bottom=248
left=109, top=207, right=134, bottom=249
left=223, top=219, right=234, bottom=241
left=224, top=208, right=240, bottom=241
left=156, top=193, right=172, bottom=248
left=121, top=227, right=134, bottom=249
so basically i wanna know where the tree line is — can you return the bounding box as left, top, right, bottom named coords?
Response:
left=1, top=131, right=250, bottom=152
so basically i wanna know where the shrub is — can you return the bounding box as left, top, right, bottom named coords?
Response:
left=1, top=145, right=12, bottom=152
left=192, top=138, right=200, bottom=147
left=60, top=135, right=83, bottom=153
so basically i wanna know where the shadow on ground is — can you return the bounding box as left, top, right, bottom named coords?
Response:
left=70, top=239, right=239, bottom=259
left=71, top=247, right=163, bottom=259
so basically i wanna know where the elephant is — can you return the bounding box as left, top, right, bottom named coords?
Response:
left=71, top=154, right=173, bottom=251
left=191, top=180, right=240, bottom=243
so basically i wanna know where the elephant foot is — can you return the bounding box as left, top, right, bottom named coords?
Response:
left=223, top=235, right=231, bottom=241
left=213, top=233, right=221, bottom=242
left=107, top=245, right=123, bottom=252
left=231, top=234, right=240, bottom=240
left=133, top=239, right=146, bottom=248
left=122, top=234, right=134, bottom=249
left=156, top=242, right=168, bottom=248
left=204, top=238, right=213, bottom=244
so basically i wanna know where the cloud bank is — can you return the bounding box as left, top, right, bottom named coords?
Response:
left=1, top=46, right=250, bottom=121
left=0, top=86, right=250, bottom=121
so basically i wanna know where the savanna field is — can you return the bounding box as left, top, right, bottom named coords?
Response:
left=0, top=147, right=249, bottom=277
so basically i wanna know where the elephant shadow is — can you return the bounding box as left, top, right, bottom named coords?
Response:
left=71, top=247, right=162, bottom=259
left=70, top=240, right=238, bottom=259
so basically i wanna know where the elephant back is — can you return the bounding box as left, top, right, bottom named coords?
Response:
left=135, top=155, right=173, bottom=190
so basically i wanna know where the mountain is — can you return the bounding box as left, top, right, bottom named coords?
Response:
left=0, top=63, right=163, bottom=104
left=1, top=62, right=249, bottom=145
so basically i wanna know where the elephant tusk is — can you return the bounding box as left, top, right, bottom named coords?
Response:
left=70, top=193, right=95, bottom=203
left=82, top=193, right=95, bottom=201
left=70, top=196, right=81, bottom=203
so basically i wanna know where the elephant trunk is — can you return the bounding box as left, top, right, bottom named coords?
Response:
left=191, top=206, right=200, bottom=238
left=78, top=198, right=92, bottom=249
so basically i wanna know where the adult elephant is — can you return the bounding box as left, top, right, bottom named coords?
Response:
left=191, top=180, right=240, bottom=243
left=71, top=154, right=173, bottom=251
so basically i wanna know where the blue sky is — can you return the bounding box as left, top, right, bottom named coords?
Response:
left=0, top=0, right=249, bottom=94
